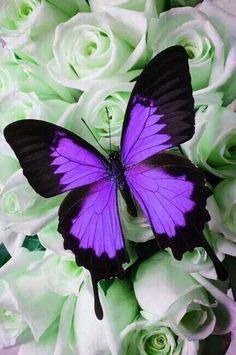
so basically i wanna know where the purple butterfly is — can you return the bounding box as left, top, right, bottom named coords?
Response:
left=4, top=46, right=227, bottom=319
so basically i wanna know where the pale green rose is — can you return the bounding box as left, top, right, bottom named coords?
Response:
left=0, top=248, right=139, bottom=354
left=0, top=170, right=62, bottom=255
left=148, top=0, right=236, bottom=104
left=134, top=252, right=236, bottom=340
left=0, top=0, right=68, bottom=65
left=0, top=278, right=32, bottom=349
left=89, top=0, right=166, bottom=17
left=0, top=48, right=26, bottom=100
left=0, top=91, right=70, bottom=137
left=48, top=12, right=149, bottom=90
left=181, top=105, right=236, bottom=178
left=41, top=253, right=86, bottom=297
left=120, top=319, right=199, bottom=355
left=0, top=90, right=70, bottom=158
left=74, top=278, right=139, bottom=355
left=204, top=225, right=236, bottom=259
left=0, top=150, right=19, bottom=192
left=0, top=248, right=66, bottom=346
left=207, top=179, right=236, bottom=241
left=169, top=243, right=220, bottom=280
left=0, top=47, right=79, bottom=102
left=38, top=219, right=72, bottom=258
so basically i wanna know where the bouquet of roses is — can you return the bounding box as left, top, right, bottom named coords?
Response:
left=1, top=0, right=236, bottom=354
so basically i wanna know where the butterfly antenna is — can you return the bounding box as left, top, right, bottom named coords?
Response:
left=105, top=106, right=112, bottom=153
left=81, top=118, right=108, bottom=155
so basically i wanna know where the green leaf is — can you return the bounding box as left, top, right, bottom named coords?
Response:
left=99, top=279, right=114, bottom=295
left=0, top=243, right=11, bottom=268
left=22, top=235, right=46, bottom=252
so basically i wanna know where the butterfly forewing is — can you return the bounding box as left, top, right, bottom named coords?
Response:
left=121, top=46, right=195, bottom=166
left=4, top=119, right=108, bottom=197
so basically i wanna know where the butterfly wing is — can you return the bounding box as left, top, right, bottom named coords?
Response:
left=121, top=45, right=194, bottom=166
left=4, top=119, right=108, bottom=197
left=125, top=152, right=209, bottom=257
left=58, top=178, right=128, bottom=318
left=125, top=152, right=227, bottom=280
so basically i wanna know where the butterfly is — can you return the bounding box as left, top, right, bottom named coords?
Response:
left=4, top=46, right=227, bottom=319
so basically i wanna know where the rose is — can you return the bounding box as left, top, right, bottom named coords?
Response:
left=0, top=248, right=139, bottom=354
left=37, top=219, right=72, bottom=257
left=48, top=12, right=148, bottom=90
left=169, top=243, right=220, bottom=280
left=120, top=319, right=199, bottom=355
left=74, top=278, right=139, bottom=355
left=181, top=105, right=236, bottom=178
left=0, top=48, right=25, bottom=100
left=0, top=48, right=79, bottom=103
left=148, top=0, right=236, bottom=105
left=203, top=226, right=236, bottom=260
left=0, top=0, right=68, bottom=65
left=1, top=90, right=68, bottom=155
left=207, top=178, right=236, bottom=240
left=134, top=252, right=236, bottom=340
left=0, top=278, right=30, bottom=349
left=0, top=248, right=67, bottom=352
left=89, top=0, right=166, bottom=16
left=0, top=170, right=62, bottom=255
left=0, top=91, right=70, bottom=138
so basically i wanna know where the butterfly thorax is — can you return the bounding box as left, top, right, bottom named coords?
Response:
left=108, top=152, right=125, bottom=188
left=108, top=152, right=137, bottom=218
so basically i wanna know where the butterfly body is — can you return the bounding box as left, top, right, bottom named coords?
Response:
left=108, top=152, right=137, bottom=218
left=4, top=46, right=227, bottom=320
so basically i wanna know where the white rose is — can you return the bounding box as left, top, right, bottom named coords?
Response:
left=0, top=47, right=79, bottom=102
left=134, top=252, right=236, bottom=340
left=148, top=0, right=236, bottom=105
left=48, top=12, right=148, bottom=90
left=0, top=280, right=30, bottom=349
left=120, top=318, right=199, bottom=355
left=181, top=105, right=236, bottom=178
left=0, top=0, right=68, bottom=64
left=0, top=170, right=62, bottom=255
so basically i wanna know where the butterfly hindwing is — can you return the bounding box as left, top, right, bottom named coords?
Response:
left=4, top=119, right=108, bottom=197
left=121, top=46, right=194, bottom=166
left=125, top=152, right=210, bottom=259
left=58, top=178, right=128, bottom=279
left=58, top=178, right=129, bottom=318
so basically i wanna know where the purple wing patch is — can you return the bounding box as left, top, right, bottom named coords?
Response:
left=125, top=152, right=210, bottom=259
left=49, top=131, right=108, bottom=192
left=121, top=97, right=171, bottom=165
left=58, top=178, right=129, bottom=319
left=121, top=46, right=194, bottom=166
left=4, top=119, right=108, bottom=197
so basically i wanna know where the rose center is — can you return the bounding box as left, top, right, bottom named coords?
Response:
left=85, top=42, right=97, bottom=56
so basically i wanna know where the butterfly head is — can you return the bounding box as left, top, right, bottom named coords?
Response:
left=108, top=151, right=121, bottom=162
